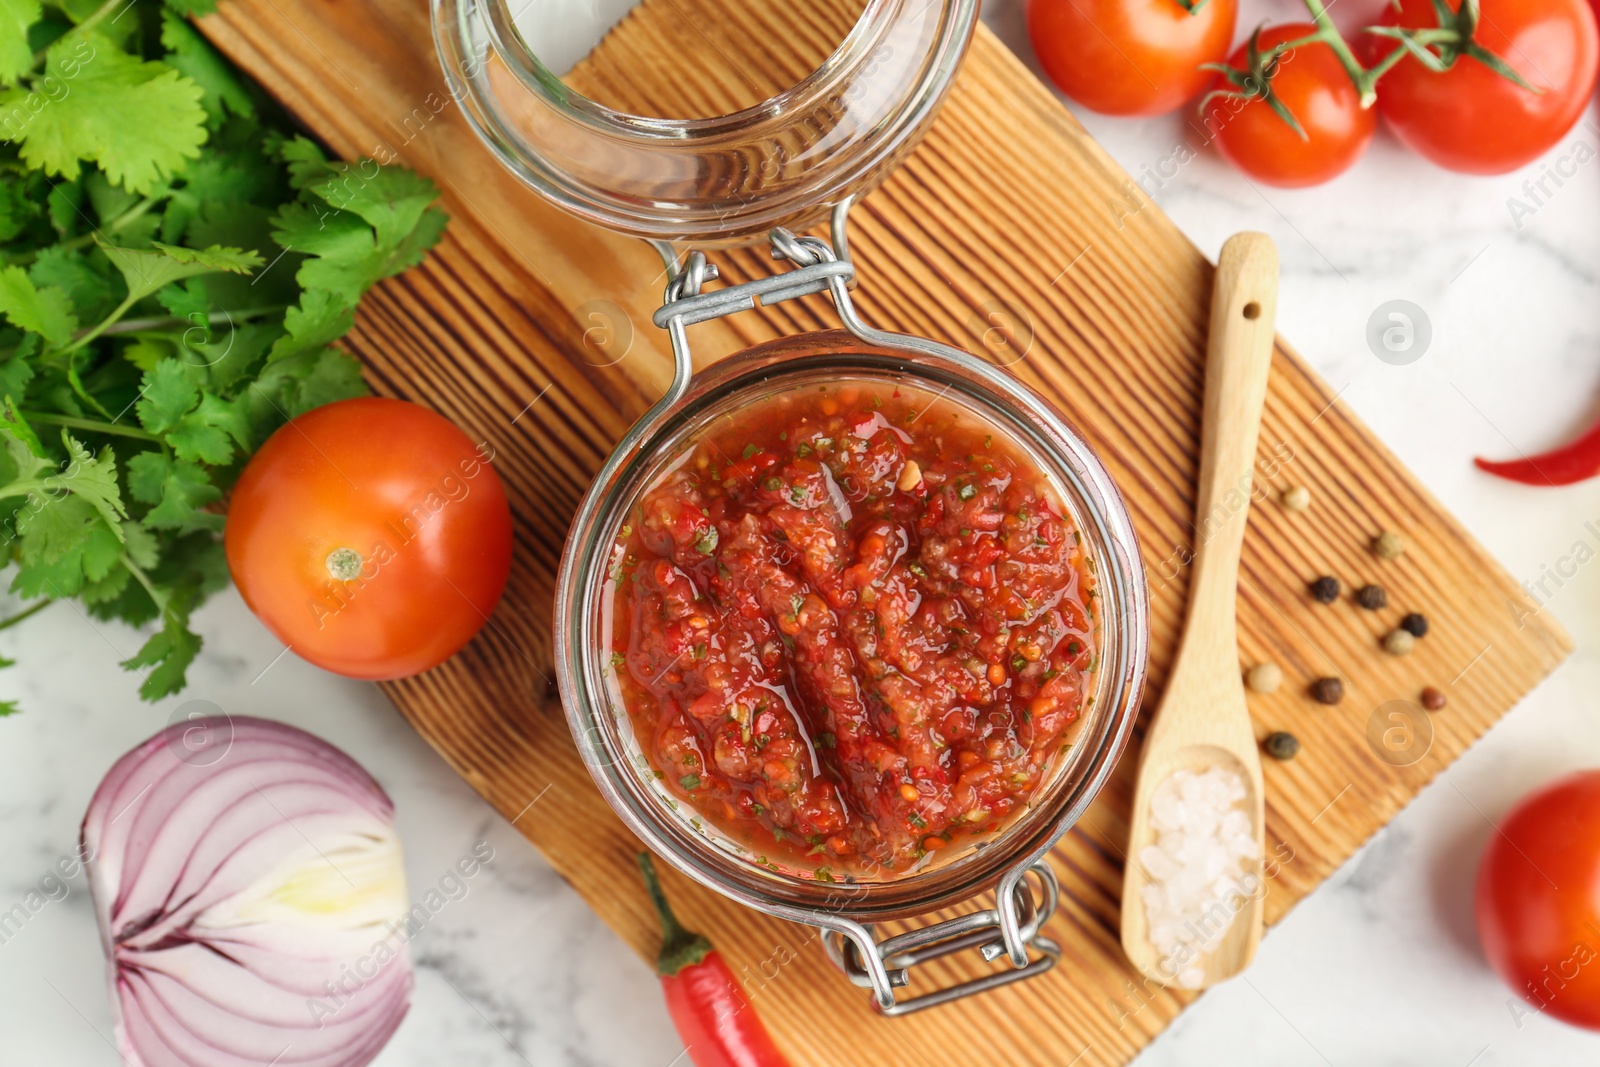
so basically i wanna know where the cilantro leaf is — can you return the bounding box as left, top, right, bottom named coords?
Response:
left=11, top=499, right=121, bottom=598
left=126, top=451, right=222, bottom=532
left=0, top=394, right=43, bottom=456
left=124, top=449, right=169, bottom=503
left=178, top=150, right=281, bottom=205
left=168, top=392, right=248, bottom=464
left=84, top=171, right=140, bottom=225
left=275, top=134, right=334, bottom=190
left=0, top=176, right=38, bottom=242
left=268, top=203, right=380, bottom=304
left=191, top=319, right=278, bottom=394
left=45, top=179, right=83, bottom=235
left=160, top=12, right=254, bottom=125
left=270, top=165, right=447, bottom=304
left=285, top=346, right=365, bottom=416
left=0, top=35, right=207, bottom=194
left=78, top=557, right=131, bottom=605
left=162, top=145, right=282, bottom=247
left=99, top=239, right=262, bottom=304
left=30, top=246, right=118, bottom=323
left=121, top=520, right=159, bottom=570
left=53, top=431, right=127, bottom=536
left=12, top=493, right=101, bottom=571
left=0, top=421, right=128, bottom=599
left=0, top=0, right=37, bottom=88
left=157, top=278, right=209, bottom=326
left=121, top=338, right=169, bottom=372
left=0, top=343, right=34, bottom=403
left=134, top=358, right=196, bottom=435
left=84, top=569, right=159, bottom=628
left=135, top=360, right=251, bottom=464
left=268, top=288, right=353, bottom=362
left=120, top=575, right=201, bottom=700
left=313, top=165, right=443, bottom=250
left=0, top=265, right=77, bottom=345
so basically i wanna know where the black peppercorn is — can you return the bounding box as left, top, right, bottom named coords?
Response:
left=1311, top=677, right=1345, bottom=705
left=1355, top=584, right=1387, bottom=610
left=1400, top=612, right=1428, bottom=638
left=1310, top=576, right=1341, bottom=604
left=1264, top=731, right=1300, bottom=760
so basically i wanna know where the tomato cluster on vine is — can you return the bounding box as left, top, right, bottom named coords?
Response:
left=1026, top=0, right=1600, bottom=186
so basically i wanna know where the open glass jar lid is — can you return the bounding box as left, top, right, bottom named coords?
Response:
left=435, top=0, right=979, bottom=243
left=434, top=0, right=1150, bottom=1014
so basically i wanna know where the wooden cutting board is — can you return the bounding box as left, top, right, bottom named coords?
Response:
left=198, top=1, right=1571, bottom=1063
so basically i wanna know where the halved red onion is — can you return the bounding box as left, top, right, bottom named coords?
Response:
left=83, top=717, right=413, bottom=1067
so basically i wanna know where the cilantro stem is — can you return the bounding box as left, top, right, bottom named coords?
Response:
left=28, top=0, right=124, bottom=68
left=53, top=285, right=284, bottom=362
left=18, top=412, right=160, bottom=442
left=105, top=195, right=161, bottom=234
left=121, top=554, right=168, bottom=612
left=57, top=293, right=138, bottom=358
left=103, top=305, right=290, bottom=337
left=51, top=195, right=168, bottom=258
left=71, top=0, right=123, bottom=34
left=0, top=599, right=53, bottom=632
left=0, top=482, right=49, bottom=505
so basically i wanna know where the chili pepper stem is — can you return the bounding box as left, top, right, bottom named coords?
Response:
left=638, top=852, right=715, bottom=977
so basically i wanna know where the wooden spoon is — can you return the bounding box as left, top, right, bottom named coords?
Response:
left=1120, top=232, right=1278, bottom=989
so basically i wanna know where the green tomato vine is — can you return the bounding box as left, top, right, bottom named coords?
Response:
left=1198, top=0, right=1538, bottom=137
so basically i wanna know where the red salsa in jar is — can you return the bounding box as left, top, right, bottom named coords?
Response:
left=605, top=378, right=1098, bottom=880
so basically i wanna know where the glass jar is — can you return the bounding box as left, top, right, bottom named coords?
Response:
left=435, top=0, right=979, bottom=244
left=552, top=233, right=1149, bottom=1012
left=435, top=0, right=1150, bottom=1013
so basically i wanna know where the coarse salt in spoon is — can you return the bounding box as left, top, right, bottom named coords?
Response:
left=1120, top=232, right=1278, bottom=989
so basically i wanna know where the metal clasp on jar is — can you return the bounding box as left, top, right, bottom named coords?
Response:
left=819, top=862, right=1063, bottom=1015
left=648, top=199, right=1015, bottom=413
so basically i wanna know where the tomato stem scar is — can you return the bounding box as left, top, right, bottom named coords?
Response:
left=325, top=547, right=363, bottom=580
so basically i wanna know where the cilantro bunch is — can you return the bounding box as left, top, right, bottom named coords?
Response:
left=0, top=0, right=447, bottom=710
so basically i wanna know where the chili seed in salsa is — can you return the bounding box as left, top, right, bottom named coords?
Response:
left=606, top=380, right=1099, bottom=878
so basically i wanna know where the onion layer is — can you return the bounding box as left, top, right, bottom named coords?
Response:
left=83, top=716, right=413, bottom=1067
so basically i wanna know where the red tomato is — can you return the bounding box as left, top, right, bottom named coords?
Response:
left=1476, top=770, right=1600, bottom=1031
left=1207, top=25, right=1376, bottom=188
left=1026, top=0, right=1237, bottom=116
left=1369, top=0, right=1599, bottom=175
left=226, top=397, right=513, bottom=680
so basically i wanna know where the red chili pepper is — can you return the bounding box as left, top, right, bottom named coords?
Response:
left=1476, top=414, right=1600, bottom=486
left=637, top=853, right=793, bottom=1067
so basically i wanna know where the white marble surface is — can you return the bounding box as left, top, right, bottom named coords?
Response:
left=5, top=0, right=1600, bottom=1063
